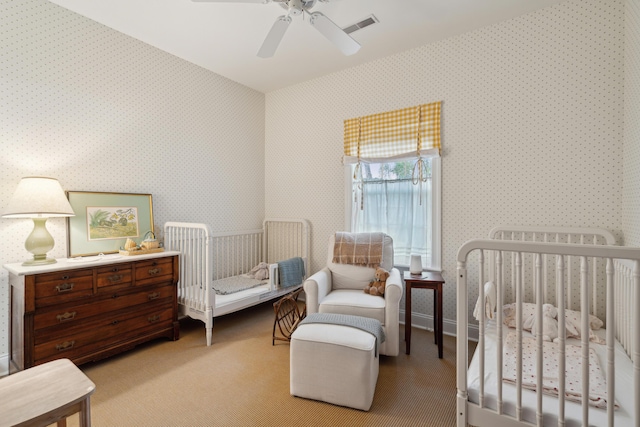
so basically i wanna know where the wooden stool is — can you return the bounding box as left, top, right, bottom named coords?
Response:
left=0, top=358, right=96, bottom=427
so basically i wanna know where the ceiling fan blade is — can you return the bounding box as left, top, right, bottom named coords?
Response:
left=308, top=12, right=361, bottom=56
left=257, top=15, right=292, bottom=58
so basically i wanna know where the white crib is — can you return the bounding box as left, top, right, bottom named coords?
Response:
left=164, top=218, right=310, bottom=346
left=456, top=226, right=640, bottom=427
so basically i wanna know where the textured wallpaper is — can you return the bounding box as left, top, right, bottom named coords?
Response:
left=0, top=0, right=265, bottom=363
left=265, top=0, right=625, bottom=334
left=0, top=0, right=635, bottom=368
left=624, top=0, right=640, bottom=245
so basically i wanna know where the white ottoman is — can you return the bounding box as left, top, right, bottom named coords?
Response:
left=290, top=321, right=380, bottom=411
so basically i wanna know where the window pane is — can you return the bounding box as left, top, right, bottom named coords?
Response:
left=351, top=159, right=433, bottom=267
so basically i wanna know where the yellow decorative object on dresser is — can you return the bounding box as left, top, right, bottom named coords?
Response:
left=119, top=232, right=163, bottom=256
left=141, top=230, right=159, bottom=250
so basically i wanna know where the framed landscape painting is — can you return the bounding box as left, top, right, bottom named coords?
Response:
left=66, top=191, right=154, bottom=258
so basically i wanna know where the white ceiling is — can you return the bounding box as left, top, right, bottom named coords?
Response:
left=47, top=0, right=566, bottom=93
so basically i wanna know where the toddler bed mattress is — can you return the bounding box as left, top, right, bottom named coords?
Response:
left=212, top=274, right=268, bottom=295
left=467, top=322, right=634, bottom=426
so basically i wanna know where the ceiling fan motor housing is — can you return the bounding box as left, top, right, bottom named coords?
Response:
left=285, top=0, right=316, bottom=16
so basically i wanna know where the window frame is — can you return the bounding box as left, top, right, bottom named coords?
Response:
left=344, top=156, right=442, bottom=271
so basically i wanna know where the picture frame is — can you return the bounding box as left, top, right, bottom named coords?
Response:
left=66, top=191, right=154, bottom=258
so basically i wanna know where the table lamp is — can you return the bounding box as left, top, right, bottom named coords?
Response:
left=409, top=254, right=423, bottom=275
left=2, top=177, right=75, bottom=265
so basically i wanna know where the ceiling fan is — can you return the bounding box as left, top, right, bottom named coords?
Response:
left=192, top=0, right=361, bottom=58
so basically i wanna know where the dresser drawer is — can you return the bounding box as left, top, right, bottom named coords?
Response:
left=34, top=284, right=175, bottom=331
left=34, top=269, right=94, bottom=308
left=135, top=258, right=173, bottom=284
left=34, top=304, right=174, bottom=363
left=96, top=264, right=132, bottom=289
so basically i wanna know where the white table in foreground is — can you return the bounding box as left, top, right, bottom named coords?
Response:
left=0, top=358, right=96, bottom=427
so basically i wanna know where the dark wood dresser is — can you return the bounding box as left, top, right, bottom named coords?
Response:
left=4, top=251, right=180, bottom=372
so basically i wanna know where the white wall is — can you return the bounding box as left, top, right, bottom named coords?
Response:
left=0, top=0, right=265, bottom=363
left=265, top=0, right=625, bottom=332
left=623, top=0, right=640, bottom=245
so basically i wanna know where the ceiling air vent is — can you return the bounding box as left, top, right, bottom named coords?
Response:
left=343, top=15, right=378, bottom=35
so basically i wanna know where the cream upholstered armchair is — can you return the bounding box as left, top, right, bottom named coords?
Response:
left=303, top=232, right=403, bottom=356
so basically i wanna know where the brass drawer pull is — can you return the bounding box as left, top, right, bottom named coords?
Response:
left=55, top=282, right=74, bottom=293
left=148, top=315, right=160, bottom=323
left=56, top=340, right=75, bottom=351
left=56, top=311, right=77, bottom=323
left=147, top=268, right=161, bottom=275
left=112, top=293, right=120, bottom=299
left=111, top=267, right=120, bottom=272
left=108, top=274, right=124, bottom=282
left=148, top=292, right=160, bottom=301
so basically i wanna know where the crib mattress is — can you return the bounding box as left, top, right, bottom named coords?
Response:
left=467, top=322, right=634, bottom=427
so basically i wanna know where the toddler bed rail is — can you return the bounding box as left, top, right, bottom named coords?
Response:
left=164, top=218, right=310, bottom=346
left=457, top=232, right=640, bottom=427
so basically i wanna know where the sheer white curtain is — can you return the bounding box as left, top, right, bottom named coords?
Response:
left=351, top=175, right=432, bottom=267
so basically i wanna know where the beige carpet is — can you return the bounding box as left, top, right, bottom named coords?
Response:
left=66, top=302, right=470, bottom=427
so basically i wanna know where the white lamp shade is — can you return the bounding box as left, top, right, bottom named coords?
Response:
left=3, top=177, right=75, bottom=218
left=410, top=254, right=423, bottom=275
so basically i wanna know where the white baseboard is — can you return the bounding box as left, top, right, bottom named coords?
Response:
left=399, top=309, right=479, bottom=342
left=0, top=353, right=8, bottom=377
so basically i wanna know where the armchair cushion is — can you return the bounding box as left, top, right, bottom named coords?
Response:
left=319, top=290, right=386, bottom=325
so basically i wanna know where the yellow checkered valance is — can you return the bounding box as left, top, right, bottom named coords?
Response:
left=343, top=102, right=441, bottom=164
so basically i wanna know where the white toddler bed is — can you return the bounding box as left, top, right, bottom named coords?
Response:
left=456, top=226, right=640, bottom=427
left=164, top=218, right=310, bottom=346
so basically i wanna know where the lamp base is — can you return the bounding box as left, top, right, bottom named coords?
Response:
left=23, top=217, right=57, bottom=266
left=23, top=255, right=57, bottom=266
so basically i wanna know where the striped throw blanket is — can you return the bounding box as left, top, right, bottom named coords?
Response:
left=332, top=232, right=384, bottom=268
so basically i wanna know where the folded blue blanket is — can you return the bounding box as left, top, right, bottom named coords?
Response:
left=299, top=313, right=385, bottom=357
left=278, top=257, right=305, bottom=288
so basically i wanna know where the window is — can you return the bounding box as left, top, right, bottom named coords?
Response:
left=345, top=156, right=441, bottom=270
left=342, top=102, right=442, bottom=270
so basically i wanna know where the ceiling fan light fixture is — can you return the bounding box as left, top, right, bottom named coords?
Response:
left=287, top=0, right=304, bottom=16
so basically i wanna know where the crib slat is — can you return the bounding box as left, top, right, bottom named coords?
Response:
left=580, top=256, right=589, bottom=427
left=533, top=233, right=537, bottom=304
left=634, top=260, right=640, bottom=427
left=535, top=253, right=543, bottom=427
left=543, top=233, right=549, bottom=305
left=478, top=250, right=485, bottom=408
left=515, top=251, right=523, bottom=422
left=456, top=259, right=470, bottom=423
left=556, top=255, right=566, bottom=427
left=511, top=234, right=516, bottom=302
left=606, top=258, right=615, bottom=426
left=496, top=250, right=504, bottom=415
left=593, top=235, right=598, bottom=319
